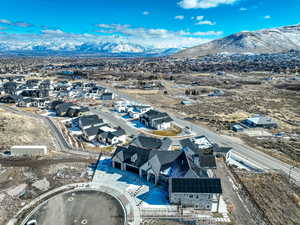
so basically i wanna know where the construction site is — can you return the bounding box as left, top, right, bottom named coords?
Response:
left=0, top=156, right=94, bottom=225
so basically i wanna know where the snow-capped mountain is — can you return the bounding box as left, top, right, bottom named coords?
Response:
left=174, top=24, right=300, bottom=58
left=0, top=40, right=180, bottom=57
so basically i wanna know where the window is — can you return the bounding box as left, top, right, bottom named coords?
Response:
left=189, top=194, right=193, bottom=198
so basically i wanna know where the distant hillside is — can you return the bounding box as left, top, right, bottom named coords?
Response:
left=0, top=41, right=181, bottom=57
left=174, top=24, right=300, bottom=58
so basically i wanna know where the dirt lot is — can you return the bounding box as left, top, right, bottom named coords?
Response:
left=235, top=171, right=300, bottom=225
left=0, top=109, right=55, bottom=151
left=0, top=155, right=94, bottom=225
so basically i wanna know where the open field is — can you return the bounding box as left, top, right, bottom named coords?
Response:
left=235, top=170, right=300, bottom=225
left=0, top=109, right=55, bottom=151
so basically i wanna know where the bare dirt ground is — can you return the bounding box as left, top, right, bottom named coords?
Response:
left=235, top=170, right=300, bottom=225
left=0, top=108, right=55, bottom=151
left=0, top=155, right=94, bottom=225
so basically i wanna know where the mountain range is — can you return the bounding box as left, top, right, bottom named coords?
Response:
left=0, top=41, right=180, bottom=57
left=174, top=24, right=300, bottom=58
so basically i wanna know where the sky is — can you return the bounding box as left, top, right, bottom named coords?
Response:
left=0, top=0, right=299, bottom=49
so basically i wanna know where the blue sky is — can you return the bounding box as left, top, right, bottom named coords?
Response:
left=0, top=0, right=299, bottom=49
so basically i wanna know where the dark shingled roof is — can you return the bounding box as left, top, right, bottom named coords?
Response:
left=171, top=178, right=222, bottom=194
left=131, top=135, right=162, bottom=150
left=113, top=145, right=151, bottom=168
left=199, top=155, right=217, bottom=168
left=84, top=126, right=99, bottom=137
left=180, top=138, right=202, bottom=155
left=79, top=115, right=103, bottom=127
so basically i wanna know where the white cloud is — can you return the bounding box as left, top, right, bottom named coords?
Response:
left=0, top=22, right=223, bottom=50
left=178, top=0, right=238, bottom=9
left=96, top=23, right=221, bottom=39
left=94, top=23, right=223, bottom=47
left=240, top=7, right=247, bottom=11
left=193, top=31, right=223, bottom=36
left=264, top=15, right=271, bottom=19
left=143, top=11, right=150, bottom=15
left=175, top=15, right=185, bottom=20
left=41, top=29, right=65, bottom=34
left=0, top=19, right=12, bottom=25
left=196, top=20, right=216, bottom=25
left=194, top=16, right=204, bottom=20
left=0, top=19, right=32, bottom=27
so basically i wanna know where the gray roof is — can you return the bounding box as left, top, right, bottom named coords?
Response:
left=245, top=115, right=277, bottom=125
left=131, top=135, right=162, bottom=150
left=180, top=138, right=201, bottom=155
left=79, top=115, right=103, bottom=127
left=84, top=126, right=99, bottom=137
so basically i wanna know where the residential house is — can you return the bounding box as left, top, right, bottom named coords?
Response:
left=0, top=95, right=22, bottom=104
left=82, top=126, right=99, bottom=142
left=3, top=82, right=17, bottom=95
left=49, top=100, right=64, bottom=110
left=242, top=115, right=278, bottom=129
left=140, top=109, right=173, bottom=130
left=101, top=92, right=114, bottom=100
left=128, top=105, right=152, bottom=119
left=112, top=144, right=222, bottom=211
left=26, top=79, right=40, bottom=89
left=39, top=80, right=52, bottom=90
left=55, top=102, right=74, bottom=116
left=78, top=114, right=104, bottom=130
left=20, top=89, right=49, bottom=98
left=169, top=178, right=222, bottom=210
left=66, top=106, right=89, bottom=117
left=98, top=127, right=127, bottom=145
left=114, top=103, right=127, bottom=113
left=17, top=97, right=34, bottom=107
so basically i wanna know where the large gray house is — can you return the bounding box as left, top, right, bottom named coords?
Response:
left=111, top=136, right=222, bottom=211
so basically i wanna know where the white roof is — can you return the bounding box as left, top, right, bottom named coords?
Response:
left=100, top=126, right=116, bottom=132
left=193, top=136, right=213, bottom=149
left=11, top=145, right=47, bottom=149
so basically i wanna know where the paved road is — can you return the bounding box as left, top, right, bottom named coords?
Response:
left=106, top=86, right=300, bottom=185
left=216, top=160, right=256, bottom=225
left=89, top=107, right=139, bottom=136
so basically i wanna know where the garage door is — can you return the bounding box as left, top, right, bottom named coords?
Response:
left=126, top=165, right=139, bottom=174
left=114, top=162, right=121, bottom=169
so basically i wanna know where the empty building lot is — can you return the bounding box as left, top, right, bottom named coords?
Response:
left=24, top=190, right=125, bottom=225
